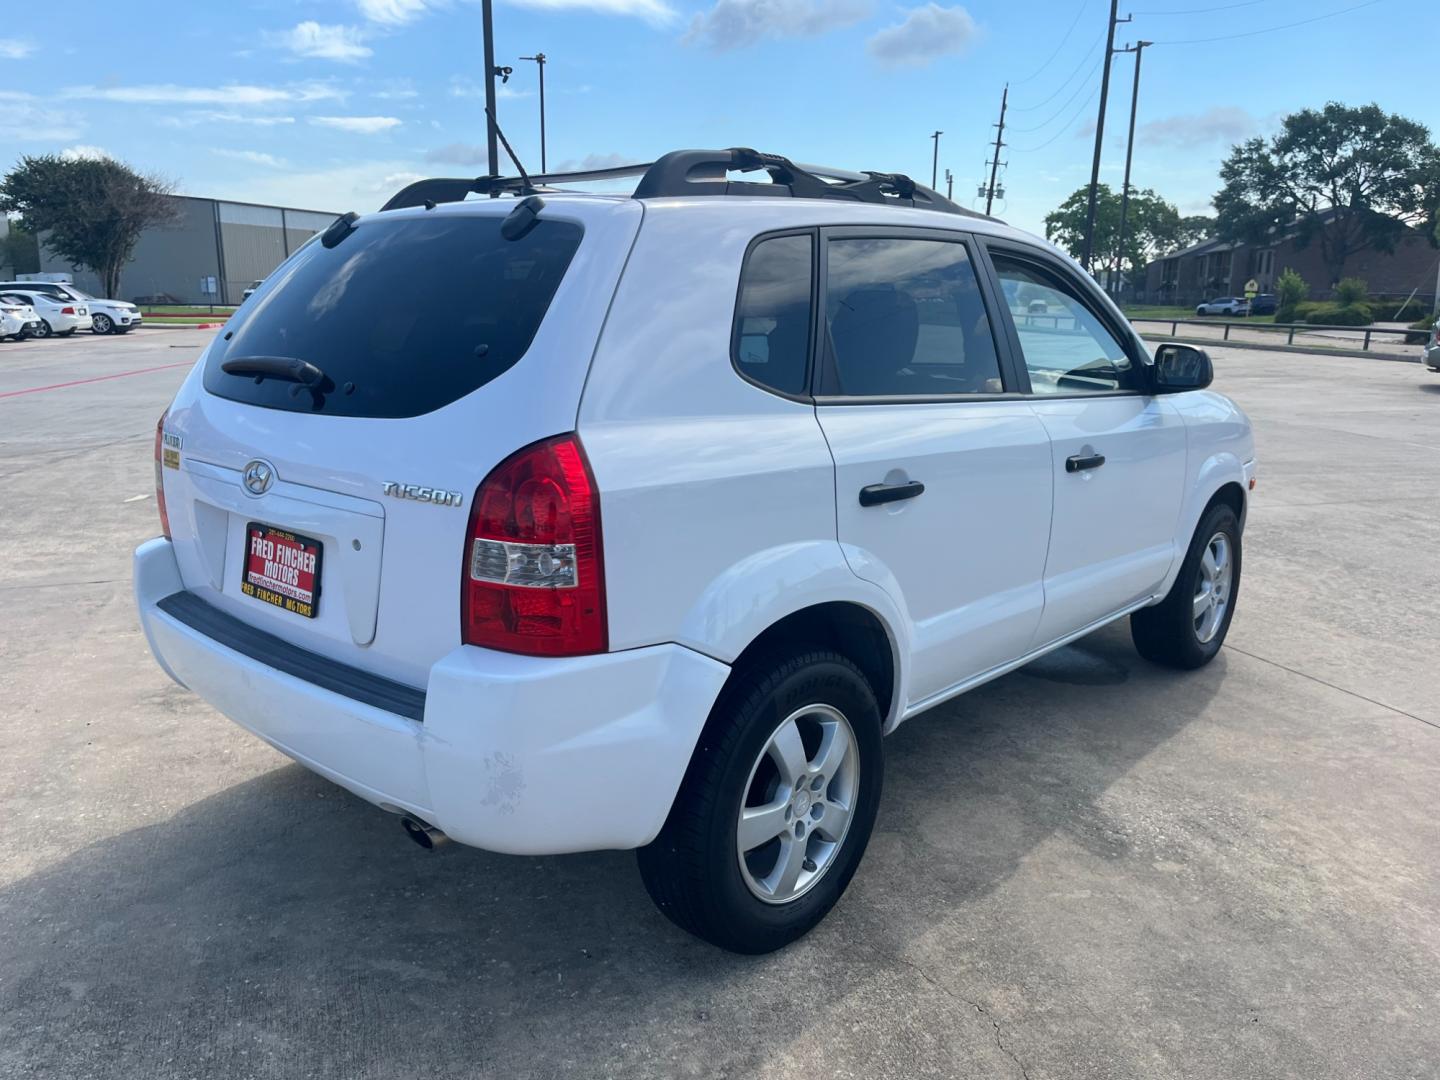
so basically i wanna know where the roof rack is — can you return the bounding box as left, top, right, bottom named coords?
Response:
left=379, top=147, right=992, bottom=220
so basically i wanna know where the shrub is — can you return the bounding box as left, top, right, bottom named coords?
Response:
left=1334, top=277, right=1369, bottom=306
left=1276, top=267, right=1308, bottom=309
left=1381, top=297, right=1430, bottom=321
left=1277, top=300, right=1321, bottom=323
left=1303, top=303, right=1373, bottom=326
left=1404, top=312, right=1437, bottom=343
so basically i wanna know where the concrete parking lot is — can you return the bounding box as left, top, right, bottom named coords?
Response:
left=1, top=331, right=1436, bottom=1079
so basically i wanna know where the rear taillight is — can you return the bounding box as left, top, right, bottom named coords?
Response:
left=462, top=434, right=606, bottom=657
left=61, top=306, right=76, bottom=315
left=154, top=413, right=171, bottom=540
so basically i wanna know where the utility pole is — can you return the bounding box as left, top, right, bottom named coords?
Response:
left=1110, top=41, right=1151, bottom=298
left=1080, top=0, right=1131, bottom=270
left=945, top=169, right=954, bottom=200
left=983, top=84, right=1008, bottom=216
left=931, top=131, right=943, bottom=189
left=481, top=0, right=499, bottom=178
left=520, top=52, right=547, bottom=172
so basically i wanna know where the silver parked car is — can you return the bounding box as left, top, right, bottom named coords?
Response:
left=1423, top=323, right=1439, bottom=372
left=1195, top=296, right=1250, bottom=317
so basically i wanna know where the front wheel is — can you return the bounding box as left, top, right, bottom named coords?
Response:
left=1131, top=502, right=1241, bottom=669
left=637, top=650, right=884, bottom=953
left=91, top=314, right=114, bottom=335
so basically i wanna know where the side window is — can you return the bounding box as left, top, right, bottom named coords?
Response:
left=732, top=234, right=814, bottom=396
left=990, top=253, right=1137, bottom=395
left=822, top=237, right=1003, bottom=397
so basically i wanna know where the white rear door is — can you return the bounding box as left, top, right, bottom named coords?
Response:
left=813, top=229, right=1053, bottom=705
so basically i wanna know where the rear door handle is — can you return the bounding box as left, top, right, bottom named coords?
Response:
left=859, top=480, right=925, bottom=507
left=1065, top=453, right=1106, bottom=473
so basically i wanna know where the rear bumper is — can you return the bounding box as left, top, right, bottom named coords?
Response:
left=134, top=538, right=731, bottom=854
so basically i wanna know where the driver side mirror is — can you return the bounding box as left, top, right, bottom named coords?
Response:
left=1153, top=343, right=1213, bottom=392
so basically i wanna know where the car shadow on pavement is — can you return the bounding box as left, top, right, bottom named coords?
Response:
left=0, top=622, right=1222, bottom=1079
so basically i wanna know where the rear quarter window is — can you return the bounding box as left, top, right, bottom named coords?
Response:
left=203, top=214, right=583, bottom=419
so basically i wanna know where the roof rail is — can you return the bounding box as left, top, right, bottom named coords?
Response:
left=380, top=147, right=993, bottom=221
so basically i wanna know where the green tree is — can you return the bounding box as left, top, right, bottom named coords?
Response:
left=0, top=154, right=177, bottom=298
left=1176, top=214, right=1216, bottom=249
left=1044, top=184, right=1189, bottom=282
left=1213, top=102, right=1440, bottom=285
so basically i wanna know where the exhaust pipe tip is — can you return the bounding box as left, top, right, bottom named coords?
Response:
left=401, top=815, right=449, bottom=850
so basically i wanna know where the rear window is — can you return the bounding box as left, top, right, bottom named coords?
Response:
left=203, top=214, right=583, bottom=418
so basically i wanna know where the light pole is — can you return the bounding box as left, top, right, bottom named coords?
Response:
left=945, top=168, right=953, bottom=200
left=1111, top=40, right=1151, bottom=298
left=1080, top=0, right=1131, bottom=270
left=930, top=130, right=942, bottom=190
left=520, top=52, right=548, bottom=173
left=481, top=0, right=499, bottom=177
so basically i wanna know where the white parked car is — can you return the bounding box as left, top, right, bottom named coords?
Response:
left=0, top=281, right=142, bottom=333
left=1195, top=296, right=1250, bottom=317
left=135, top=149, right=1256, bottom=953
left=0, top=294, right=43, bottom=340
left=2, top=289, right=92, bottom=337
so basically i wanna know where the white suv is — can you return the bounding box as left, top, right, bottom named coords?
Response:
left=135, top=149, right=1255, bottom=953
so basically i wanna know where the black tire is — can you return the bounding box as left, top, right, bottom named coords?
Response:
left=92, top=314, right=113, bottom=335
left=34, top=320, right=52, bottom=339
left=1131, top=502, right=1241, bottom=669
left=637, top=649, right=884, bottom=954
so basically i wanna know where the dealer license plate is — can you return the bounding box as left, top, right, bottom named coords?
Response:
left=241, top=523, right=322, bottom=619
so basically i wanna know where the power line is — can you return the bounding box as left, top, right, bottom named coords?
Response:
left=1009, top=31, right=1104, bottom=112
left=1008, top=52, right=1105, bottom=133
left=1151, top=0, right=1384, bottom=44
left=1010, top=80, right=1102, bottom=153
left=1130, top=0, right=1261, bottom=14
left=1011, top=0, right=1094, bottom=85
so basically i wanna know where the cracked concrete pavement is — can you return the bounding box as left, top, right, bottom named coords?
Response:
left=1, top=331, right=1436, bottom=1078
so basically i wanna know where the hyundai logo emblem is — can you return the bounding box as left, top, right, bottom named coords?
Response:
left=242, top=459, right=276, bottom=496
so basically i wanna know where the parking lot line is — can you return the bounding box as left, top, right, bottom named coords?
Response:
left=0, top=360, right=194, bottom=400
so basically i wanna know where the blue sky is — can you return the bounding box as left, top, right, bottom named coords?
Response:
left=1, top=0, right=1433, bottom=236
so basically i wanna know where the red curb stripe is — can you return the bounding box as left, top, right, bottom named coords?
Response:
left=0, top=360, right=194, bottom=400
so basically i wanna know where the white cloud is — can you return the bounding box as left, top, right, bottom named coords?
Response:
left=371, top=79, right=419, bottom=100
left=59, top=145, right=112, bottom=161
left=206, top=159, right=424, bottom=213
left=425, top=142, right=490, bottom=165
left=161, top=111, right=299, bottom=128
left=0, top=92, right=84, bottom=141
left=866, top=4, right=979, bottom=68
left=1138, top=107, right=1260, bottom=150
left=448, top=75, right=532, bottom=99
left=61, top=82, right=345, bottom=106
left=269, top=22, right=373, bottom=63
left=0, top=40, right=37, bottom=59
left=310, top=115, right=402, bottom=133
left=685, top=0, right=864, bottom=48
left=356, top=0, right=443, bottom=24
left=553, top=152, right=636, bottom=171
left=506, top=0, right=676, bottom=23
left=212, top=148, right=289, bottom=168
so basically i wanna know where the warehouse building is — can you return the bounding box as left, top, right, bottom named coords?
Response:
left=36, top=194, right=339, bottom=306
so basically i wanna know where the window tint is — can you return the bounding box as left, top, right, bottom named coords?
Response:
left=822, top=237, right=1003, bottom=397
left=990, top=254, right=1137, bottom=395
left=203, top=214, right=583, bottom=419
left=732, top=234, right=813, bottom=396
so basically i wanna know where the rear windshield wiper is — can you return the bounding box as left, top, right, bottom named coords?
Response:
left=221, top=355, right=327, bottom=387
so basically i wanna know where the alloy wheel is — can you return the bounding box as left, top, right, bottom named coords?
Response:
left=1193, top=532, right=1233, bottom=644
left=736, top=704, right=859, bottom=905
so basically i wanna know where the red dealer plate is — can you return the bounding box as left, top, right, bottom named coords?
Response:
left=241, top=523, right=323, bottom=619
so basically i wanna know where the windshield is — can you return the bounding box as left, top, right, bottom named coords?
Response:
left=203, top=213, right=584, bottom=419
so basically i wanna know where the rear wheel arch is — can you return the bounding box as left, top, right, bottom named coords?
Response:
left=724, top=602, right=898, bottom=731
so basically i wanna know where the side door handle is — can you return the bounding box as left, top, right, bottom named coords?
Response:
left=859, top=480, right=925, bottom=507
left=1065, top=453, right=1106, bottom=473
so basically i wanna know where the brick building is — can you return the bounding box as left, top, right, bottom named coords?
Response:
left=1140, top=211, right=1439, bottom=308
